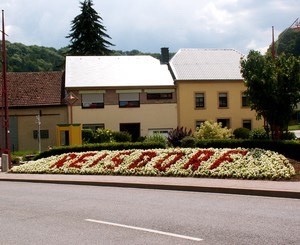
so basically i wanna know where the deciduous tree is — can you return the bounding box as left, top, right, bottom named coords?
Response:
left=240, top=50, right=300, bottom=139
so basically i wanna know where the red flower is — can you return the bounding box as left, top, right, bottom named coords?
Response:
left=209, top=150, right=248, bottom=170
left=128, top=151, right=157, bottom=169
left=183, top=150, right=214, bottom=171
left=154, top=152, right=185, bottom=172
left=106, top=151, right=133, bottom=170
left=50, top=153, right=77, bottom=169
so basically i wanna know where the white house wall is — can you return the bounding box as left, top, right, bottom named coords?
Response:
left=71, top=104, right=177, bottom=136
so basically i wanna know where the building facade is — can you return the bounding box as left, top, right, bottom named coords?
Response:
left=169, top=49, right=263, bottom=131
left=0, top=72, right=67, bottom=152
left=65, top=56, right=177, bottom=140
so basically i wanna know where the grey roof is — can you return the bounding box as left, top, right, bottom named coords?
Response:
left=169, top=48, right=244, bottom=81
left=65, top=56, right=174, bottom=88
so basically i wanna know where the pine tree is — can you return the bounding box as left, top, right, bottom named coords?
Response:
left=66, top=0, right=114, bottom=55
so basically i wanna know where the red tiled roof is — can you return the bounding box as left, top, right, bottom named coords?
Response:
left=0, top=71, right=65, bottom=107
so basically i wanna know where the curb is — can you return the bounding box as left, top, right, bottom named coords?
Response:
left=1, top=176, right=299, bottom=199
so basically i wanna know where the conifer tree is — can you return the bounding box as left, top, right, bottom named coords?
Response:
left=66, top=0, right=114, bottom=55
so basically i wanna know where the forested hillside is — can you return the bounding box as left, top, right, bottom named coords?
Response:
left=3, top=41, right=66, bottom=72
left=1, top=41, right=172, bottom=72
left=267, top=26, right=300, bottom=56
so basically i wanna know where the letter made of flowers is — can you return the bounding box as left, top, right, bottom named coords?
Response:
left=183, top=149, right=215, bottom=171
left=209, top=150, right=248, bottom=170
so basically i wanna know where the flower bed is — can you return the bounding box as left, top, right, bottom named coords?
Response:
left=10, top=148, right=295, bottom=180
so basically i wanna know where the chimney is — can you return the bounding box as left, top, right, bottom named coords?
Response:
left=160, top=47, right=169, bottom=64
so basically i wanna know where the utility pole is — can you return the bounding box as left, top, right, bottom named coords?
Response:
left=1, top=10, right=11, bottom=168
left=36, top=114, right=41, bottom=153
left=271, top=26, right=276, bottom=59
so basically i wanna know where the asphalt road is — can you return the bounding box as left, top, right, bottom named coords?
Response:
left=0, top=182, right=299, bottom=245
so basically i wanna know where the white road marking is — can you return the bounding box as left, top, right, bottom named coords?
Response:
left=85, top=218, right=203, bottom=242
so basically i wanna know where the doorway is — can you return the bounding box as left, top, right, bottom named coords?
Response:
left=120, top=123, right=140, bottom=141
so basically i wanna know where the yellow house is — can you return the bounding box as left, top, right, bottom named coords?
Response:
left=65, top=55, right=177, bottom=140
left=169, top=49, right=263, bottom=131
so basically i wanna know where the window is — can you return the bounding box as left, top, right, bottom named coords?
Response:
left=195, top=93, right=205, bottom=108
left=218, top=92, right=228, bottom=108
left=33, top=130, right=49, bottom=139
left=147, top=93, right=172, bottom=100
left=148, top=128, right=172, bottom=137
left=119, top=93, right=140, bottom=108
left=242, top=92, right=250, bottom=107
left=242, top=120, right=252, bottom=130
left=217, top=118, right=230, bottom=128
left=83, top=124, right=105, bottom=132
left=195, top=120, right=205, bottom=129
left=81, top=93, right=104, bottom=108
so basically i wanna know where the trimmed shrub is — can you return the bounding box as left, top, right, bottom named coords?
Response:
left=282, top=131, right=296, bottom=140
left=233, top=127, right=250, bottom=139
left=82, top=129, right=94, bottom=144
left=180, top=136, right=197, bottom=148
left=194, top=120, right=233, bottom=139
left=195, top=139, right=300, bottom=161
left=144, top=133, right=168, bottom=146
left=112, top=131, right=132, bottom=142
left=167, top=127, right=192, bottom=147
left=34, top=142, right=166, bottom=160
left=249, top=128, right=269, bottom=140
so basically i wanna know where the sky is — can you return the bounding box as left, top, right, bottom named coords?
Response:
left=0, top=0, right=299, bottom=54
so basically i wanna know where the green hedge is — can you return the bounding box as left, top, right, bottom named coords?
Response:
left=34, top=142, right=166, bottom=160
left=33, top=140, right=300, bottom=161
left=196, top=139, right=300, bottom=160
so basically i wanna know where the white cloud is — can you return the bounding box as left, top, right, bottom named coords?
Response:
left=0, top=0, right=299, bottom=54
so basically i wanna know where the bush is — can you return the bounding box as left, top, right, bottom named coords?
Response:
left=233, top=127, right=250, bottom=139
left=180, top=136, right=197, bottom=148
left=82, top=129, right=94, bottom=144
left=249, top=128, right=269, bottom=140
left=144, top=133, right=168, bottom=146
left=194, top=120, right=233, bottom=139
left=167, top=127, right=192, bottom=147
left=94, top=128, right=113, bottom=143
left=34, top=142, right=166, bottom=160
left=195, top=139, right=300, bottom=161
left=112, top=131, right=132, bottom=142
left=282, top=131, right=296, bottom=140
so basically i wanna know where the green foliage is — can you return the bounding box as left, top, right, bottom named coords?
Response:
left=112, top=131, right=132, bottom=142
left=82, top=129, right=94, bottom=143
left=277, top=29, right=300, bottom=56
left=2, top=41, right=64, bottom=72
left=144, top=133, right=168, bottom=146
left=194, top=120, right=233, bottom=140
left=94, top=128, right=113, bottom=143
left=167, top=127, right=192, bottom=147
left=233, top=127, right=250, bottom=139
left=112, top=50, right=175, bottom=60
left=249, top=128, right=269, bottom=140
left=66, top=0, right=114, bottom=55
left=34, top=142, right=166, bottom=160
left=268, top=28, right=300, bottom=57
left=282, top=131, right=296, bottom=140
left=180, top=136, right=197, bottom=148
left=195, top=139, right=300, bottom=161
left=240, top=51, right=300, bottom=139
